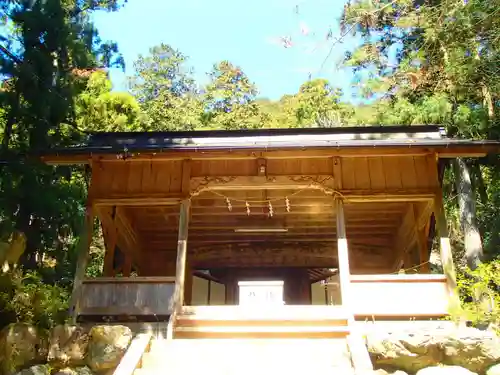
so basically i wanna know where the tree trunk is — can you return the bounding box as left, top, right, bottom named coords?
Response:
left=453, top=157, right=483, bottom=270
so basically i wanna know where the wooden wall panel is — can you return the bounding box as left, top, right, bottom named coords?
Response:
left=350, top=275, right=449, bottom=317
left=340, top=156, right=437, bottom=191
left=367, top=157, right=385, bottom=189
left=341, top=158, right=356, bottom=189
left=267, top=158, right=333, bottom=175
left=92, top=160, right=184, bottom=199
left=190, top=158, right=334, bottom=177
left=90, top=155, right=439, bottom=200
left=383, top=158, right=402, bottom=189
left=138, top=250, right=176, bottom=276
left=79, top=277, right=175, bottom=316
left=191, top=160, right=257, bottom=177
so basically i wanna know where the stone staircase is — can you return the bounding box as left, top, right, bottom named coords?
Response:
left=174, top=305, right=351, bottom=339
left=134, top=338, right=356, bottom=375
left=128, top=306, right=368, bottom=375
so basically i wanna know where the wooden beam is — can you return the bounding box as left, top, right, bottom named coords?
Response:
left=415, top=200, right=434, bottom=230
left=102, top=209, right=117, bottom=277
left=97, top=206, right=144, bottom=271
left=69, top=205, right=95, bottom=323
left=190, top=175, right=434, bottom=202
left=142, top=229, right=395, bottom=239
left=148, top=236, right=391, bottom=246
left=416, top=226, right=430, bottom=273
left=167, top=199, right=191, bottom=339
left=41, top=144, right=497, bottom=165
left=93, top=196, right=182, bottom=206
left=391, top=204, right=418, bottom=271
left=122, top=252, right=132, bottom=277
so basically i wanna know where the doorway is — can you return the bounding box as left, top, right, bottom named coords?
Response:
left=238, top=280, right=285, bottom=306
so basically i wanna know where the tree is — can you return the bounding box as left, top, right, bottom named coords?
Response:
left=76, top=70, right=144, bottom=132
left=203, top=61, right=267, bottom=129
left=129, top=44, right=203, bottom=130
left=292, top=79, right=345, bottom=127
left=0, top=0, right=128, bottom=329
left=340, top=0, right=500, bottom=266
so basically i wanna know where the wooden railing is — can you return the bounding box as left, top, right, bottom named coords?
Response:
left=78, top=277, right=175, bottom=317
left=113, top=333, right=152, bottom=375
left=350, top=274, right=450, bottom=318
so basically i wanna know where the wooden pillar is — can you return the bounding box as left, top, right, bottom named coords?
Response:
left=167, top=199, right=191, bottom=339
left=337, top=198, right=373, bottom=372
left=335, top=199, right=350, bottom=307
left=207, top=279, right=212, bottom=305
left=69, top=205, right=95, bottom=324
left=102, top=207, right=117, bottom=277
left=284, top=269, right=310, bottom=304
left=434, top=192, right=460, bottom=309
left=417, top=225, right=431, bottom=273
left=225, top=275, right=238, bottom=305
left=122, top=253, right=132, bottom=277
left=184, top=261, right=193, bottom=305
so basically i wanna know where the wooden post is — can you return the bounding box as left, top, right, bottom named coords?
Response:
left=102, top=207, right=117, bottom=277
left=184, top=261, right=193, bottom=305
left=335, top=199, right=350, bottom=308
left=336, top=199, right=373, bottom=372
left=69, top=205, right=94, bottom=324
left=434, top=192, right=460, bottom=313
left=122, top=253, right=132, bottom=277
left=167, top=199, right=191, bottom=339
left=207, top=279, right=212, bottom=305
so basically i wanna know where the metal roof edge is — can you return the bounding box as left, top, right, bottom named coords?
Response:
left=33, top=137, right=500, bottom=157
left=87, top=124, right=443, bottom=142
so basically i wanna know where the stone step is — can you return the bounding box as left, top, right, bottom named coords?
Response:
left=177, top=305, right=350, bottom=327
left=134, top=365, right=356, bottom=375
left=176, top=314, right=349, bottom=327
left=173, top=325, right=350, bottom=339
left=141, top=349, right=352, bottom=368
left=135, top=366, right=356, bottom=375
left=149, top=337, right=350, bottom=350
left=136, top=337, right=355, bottom=375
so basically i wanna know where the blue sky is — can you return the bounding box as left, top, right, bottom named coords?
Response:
left=93, top=0, right=360, bottom=101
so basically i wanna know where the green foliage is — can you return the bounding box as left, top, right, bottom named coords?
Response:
left=0, top=270, right=69, bottom=330
left=456, top=261, right=500, bottom=329
left=1, top=0, right=500, bottom=333
left=76, top=71, right=144, bottom=132
left=129, top=44, right=202, bottom=130
left=202, top=60, right=267, bottom=129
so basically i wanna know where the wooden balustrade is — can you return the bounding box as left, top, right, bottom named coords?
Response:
left=350, top=274, right=450, bottom=319
left=78, top=277, right=176, bottom=318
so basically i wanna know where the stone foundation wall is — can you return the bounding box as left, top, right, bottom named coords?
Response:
left=0, top=324, right=133, bottom=375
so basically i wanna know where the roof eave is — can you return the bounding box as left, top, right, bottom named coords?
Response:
left=37, top=140, right=500, bottom=165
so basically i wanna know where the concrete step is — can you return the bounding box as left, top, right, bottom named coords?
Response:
left=179, top=305, right=349, bottom=324
left=135, top=366, right=356, bottom=375
left=145, top=338, right=352, bottom=363
left=173, top=325, right=350, bottom=339
left=149, top=337, right=350, bottom=350
left=136, top=338, right=355, bottom=375
left=141, top=348, right=351, bottom=368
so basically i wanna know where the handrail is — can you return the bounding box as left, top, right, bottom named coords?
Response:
left=113, top=333, right=152, bottom=375
left=350, top=274, right=447, bottom=283
left=82, top=276, right=176, bottom=284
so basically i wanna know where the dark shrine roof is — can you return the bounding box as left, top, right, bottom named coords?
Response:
left=37, top=125, right=500, bottom=163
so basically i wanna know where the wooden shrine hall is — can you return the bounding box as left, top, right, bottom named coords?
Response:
left=40, top=125, right=500, bottom=336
